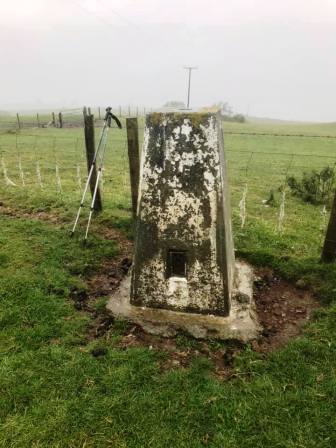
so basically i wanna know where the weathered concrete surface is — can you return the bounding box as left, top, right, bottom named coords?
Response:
left=131, top=111, right=234, bottom=316
left=107, top=261, right=261, bottom=342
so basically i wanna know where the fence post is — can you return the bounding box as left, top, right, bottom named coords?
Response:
left=98, top=107, right=101, bottom=120
left=321, top=191, right=336, bottom=262
left=83, top=110, right=103, bottom=212
left=126, top=118, right=140, bottom=220
left=128, top=105, right=131, bottom=117
left=58, top=112, right=63, bottom=128
left=36, top=113, right=40, bottom=128
left=16, top=113, right=21, bottom=130
left=51, top=112, right=56, bottom=127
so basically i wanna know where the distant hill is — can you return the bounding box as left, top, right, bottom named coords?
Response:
left=247, top=115, right=312, bottom=125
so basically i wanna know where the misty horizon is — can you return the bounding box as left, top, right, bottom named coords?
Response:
left=1, top=0, right=336, bottom=123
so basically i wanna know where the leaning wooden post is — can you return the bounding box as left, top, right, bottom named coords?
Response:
left=321, top=191, right=336, bottom=262
left=16, top=113, right=21, bottom=130
left=58, top=112, right=63, bottom=128
left=126, top=118, right=140, bottom=220
left=83, top=110, right=103, bottom=212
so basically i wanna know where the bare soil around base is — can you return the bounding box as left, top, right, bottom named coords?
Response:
left=252, top=268, right=319, bottom=352
left=85, top=243, right=320, bottom=377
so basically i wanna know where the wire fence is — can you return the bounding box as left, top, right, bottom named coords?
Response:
left=0, top=133, right=130, bottom=210
left=0, top=107, right=150, bottom=130
left=0, top=128, right=335, bottom=248
left=227, top=149, right=336, bottom=228
left=233, top=131, right=331, bottom=246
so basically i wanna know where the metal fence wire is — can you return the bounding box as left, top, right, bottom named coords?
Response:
left=0, top=128, right=335, bottom=240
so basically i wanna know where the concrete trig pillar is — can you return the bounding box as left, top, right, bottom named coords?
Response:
left=131, top=110, right=235, bottom=316
left=108, top=109, right=260, bottom=341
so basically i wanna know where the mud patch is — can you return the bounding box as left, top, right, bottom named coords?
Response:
left=84, top=247, right=320, bottom=377
left=86, top=227, right=132, bottom=301
left=76, top=226, right=133, bottom=339
left=0, top=203, right=62, bottom=224
left=252, top=268, right=319, bottom=352
left=115, top=325, right=244, bottom=379
left=96, top=266, right=319, bottom=377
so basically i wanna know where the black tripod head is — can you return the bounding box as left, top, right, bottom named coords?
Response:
left=105, top=107, right=122, bottom=129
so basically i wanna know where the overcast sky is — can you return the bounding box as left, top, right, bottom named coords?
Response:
left=1, top=0, right=336, bottom=121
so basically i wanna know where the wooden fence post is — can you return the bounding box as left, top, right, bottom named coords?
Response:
left=16, top=113, right=21, bottom=129
left=58, top=112, right=63, bottom=128
left=83, top=110, right=103, bottom=212
left=126, top=118, right=140, bottom=219
left=36, top=113, right=40, bottom=128
left=98, top=107, right=101, bottom=120
left=51, top=112, right=56, bottom=127
left=321, top=191, right=336, bottom=262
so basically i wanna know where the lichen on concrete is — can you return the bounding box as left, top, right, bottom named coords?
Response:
left=131, top=110, right=234, bottom=316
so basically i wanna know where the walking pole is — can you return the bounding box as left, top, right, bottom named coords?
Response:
left=70, top=121, right=108, bottom=236
left=84, top=131, right=109, bottom=241
left=70, top=107, right=122, bottom=238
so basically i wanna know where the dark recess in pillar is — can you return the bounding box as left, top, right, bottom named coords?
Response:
left=167, top=250, right=187, bottom=277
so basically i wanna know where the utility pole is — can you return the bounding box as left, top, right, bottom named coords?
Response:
left=184, top=66, right=198, bottom=109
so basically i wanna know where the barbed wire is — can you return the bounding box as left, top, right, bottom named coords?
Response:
left=1, top=132, right=335, bottom=209
left=225, top=131, right=336, bottom=139
left=227, top=149, right=336, bottom=159
left=0, top=110, right=147, bottom=131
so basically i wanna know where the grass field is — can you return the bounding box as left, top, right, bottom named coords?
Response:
left=0, top=116, right=336, bottom=447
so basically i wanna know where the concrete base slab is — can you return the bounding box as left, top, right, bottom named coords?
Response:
left=106, top=261, right=261, bottom=342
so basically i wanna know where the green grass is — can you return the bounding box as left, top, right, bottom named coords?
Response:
left=0, top=117, right=336, bottom=447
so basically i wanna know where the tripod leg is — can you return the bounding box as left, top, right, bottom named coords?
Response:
left=70, top=123, right=109, bottom=236
left=73, top=113, right=113, bottom=240
left=70, top=163, right=96, bottom=235
left=84, top=170, right=102, bottom=241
